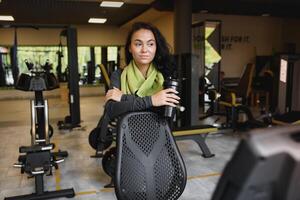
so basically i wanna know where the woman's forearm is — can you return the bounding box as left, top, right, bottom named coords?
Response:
left=105, top=96, right=153, bottom=119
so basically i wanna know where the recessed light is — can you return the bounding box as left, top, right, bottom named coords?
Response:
left=100, top=1, right=124, bottom=8
left=200, top=10, right=208, bottom=14
left=88, top=18, right=107, bottom=24
left=0, top=47, right=9, bottom=53
left=0, top=15, right=14, bottom=21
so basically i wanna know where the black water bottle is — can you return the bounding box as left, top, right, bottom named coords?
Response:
left=163, top=77, right=179, bottom=118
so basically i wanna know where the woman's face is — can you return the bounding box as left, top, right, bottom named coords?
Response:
left=129, top=28, right=157, bottom=68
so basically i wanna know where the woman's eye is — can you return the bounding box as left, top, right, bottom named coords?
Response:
left=148, top=43, right=155, bottom=47
left=135, top=43, right=142, bottom=47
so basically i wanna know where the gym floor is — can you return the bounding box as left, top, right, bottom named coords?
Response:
left=0, top=95, right=240, bottom=200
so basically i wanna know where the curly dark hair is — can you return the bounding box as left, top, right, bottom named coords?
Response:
left=125, top=22, right=175, bottom=78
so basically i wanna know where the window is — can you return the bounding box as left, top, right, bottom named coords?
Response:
left=13, top=45, right=119, bottom=85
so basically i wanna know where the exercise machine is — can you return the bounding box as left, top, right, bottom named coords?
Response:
left=89, top=76, right=217, bottom=159
left=5, top=60, right=75, bottom=200
left=272, top=54, right=300, bottom=125
left=57, top=27, right=81, bottom=130
left=0, top=48, right=6, bottom=86
left=212, top=125, right=300, bottom=200
left=0, top=24, right=81, bottom=130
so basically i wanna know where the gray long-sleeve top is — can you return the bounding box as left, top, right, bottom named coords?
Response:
left=98, top=69, right=158, bottom=142
left=104, top=69, right=154, bottom=119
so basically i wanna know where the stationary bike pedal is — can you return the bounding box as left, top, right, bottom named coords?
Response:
left=91, top=151, right=104, bottom=158
left=13, top=163, right=24, bottom=168
left=54, top=158, right=65, bottom=164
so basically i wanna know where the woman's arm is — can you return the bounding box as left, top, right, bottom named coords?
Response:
left=105, top=70, right=179, bottom=119
left=105, top=88, right=179, bottom=119
left=105, top=96, right=152, bottom=119
left=104, top=69, right=153, bottom=119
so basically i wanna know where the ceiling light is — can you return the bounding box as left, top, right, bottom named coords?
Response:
left=0, top=15, right=14, bottom=21
left=88, top=18, right=107, bottom=24
left=0, top=47, right=8, bottom=53
left=200, top=10, right=208, bottom=14
left=100, top=1, right=124, bottom=8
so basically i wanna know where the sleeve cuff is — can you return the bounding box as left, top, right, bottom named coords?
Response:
left=145, top=96, right=153, bottom=107
left=121, top=94, right=127, bottom=101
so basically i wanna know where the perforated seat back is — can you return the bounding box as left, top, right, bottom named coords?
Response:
left=115, top=112, right=187, bottom=200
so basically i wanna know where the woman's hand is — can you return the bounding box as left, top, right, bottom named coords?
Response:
left=105, top=87, right=123, bottom=103
left=151, top=88, right=180, bottom=107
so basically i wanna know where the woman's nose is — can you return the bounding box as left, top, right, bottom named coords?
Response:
left=141, top=45, right=147, bottom=52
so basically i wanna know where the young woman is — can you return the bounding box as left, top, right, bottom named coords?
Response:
left=104, top=22, right=180, bottom=119
left=96, top=22, right=180, bottom=146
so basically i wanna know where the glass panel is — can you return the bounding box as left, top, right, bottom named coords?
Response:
left=78, top=46, right=91, bottom=77
left=95, top=47, right=102, bottom=80
left=107, top=46, right=118, bottom=63
left=16, top=46, right=68, bottom=75
left=0, top=45, right=120, bottom=87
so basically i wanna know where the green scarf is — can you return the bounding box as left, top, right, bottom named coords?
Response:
left=121, top=61, right=164, bottom=97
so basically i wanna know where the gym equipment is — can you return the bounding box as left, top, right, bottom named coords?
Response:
left=16, top=60, right=59, bottom=142
left=272, top=111, right=300, bottom=125
left=89, top=118, right=114, bottom=158
left=89, top=72, right=217, bottom=158
left=275, top=54, right=300, bottom=113
left=141, top=22, right=221, bottom=158
left=57, top=28, right=81, bottom=130
left=90, top=115, right=217, bottom=160
left=252, top=70, right=274, bottom=111
left=166, top=56, right=217, bottom=157
left=0, top=50, right=6, bottom=86
left=0, top=48, right=14, bottom=86
left=218, top=63, right=266, bottom=130
left=192, top=21, right=222, bottom=120
left=1, top=24, right=80, bottom=129
left=10, top=28, right=19, bottom=85
left=56, top=40, right=65, bottom=82
left=175, top=53, right=199, bottom=127
left=115, top=112, right=187, bottom=200
left=89, top=61, right=119, bottom=158
left=102, top=147, right=116, bottom=178
left=87, top=47, right=96, bottom=84
left=272, top=54, right=300, bottom=125
left=172, top=126, right=217, bottom=158
left=88, top=63, right=115, bottom=158
left=212, top=125, right=300, bottom=200
left=164, top=77, right=217, bottom=158
left=5, top=60, right=75, bottom=200
left=5, top=144, right=75, bottom=200
left=98, top=63, right=111, bottom=92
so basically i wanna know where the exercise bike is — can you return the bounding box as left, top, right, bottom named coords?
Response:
left=4, top=60, right=75, bottom=200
